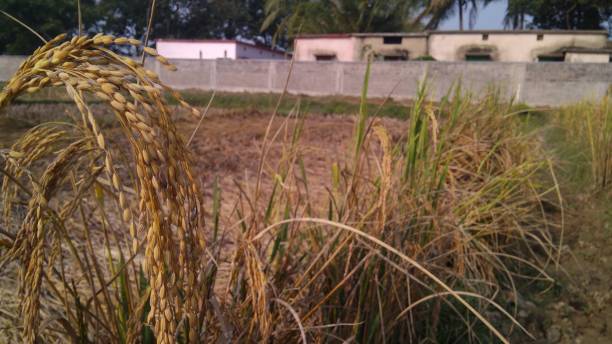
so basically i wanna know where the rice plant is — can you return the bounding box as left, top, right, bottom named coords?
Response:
left=221, top=81, right=562, bottom=343
left=0, top=33, right=210, bottom=343
left=553, top=98, right=612, bottom=192
left=0, top=34, right=563, bottom=344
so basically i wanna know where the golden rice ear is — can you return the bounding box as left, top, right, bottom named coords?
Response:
left=0, top=34, right=209, bottom=343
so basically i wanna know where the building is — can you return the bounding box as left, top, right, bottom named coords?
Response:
left=428, top=30, right=610, bottom=62
left=292, top=33, right=428, bottom=62
left=156, top=39, right=286, bottom=60
left=293, top=30, right=611, bottom=63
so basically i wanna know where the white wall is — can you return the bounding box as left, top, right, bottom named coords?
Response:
left=156, top=40, right=237, bottom=59
left=565, top=52, right=610, bottom=63
left=429, top=32, right=608, bottom=62
left=293, top=37, right=358, bottom=62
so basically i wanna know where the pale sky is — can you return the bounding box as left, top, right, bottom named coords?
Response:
left=440, top=2, right=507, bottom=30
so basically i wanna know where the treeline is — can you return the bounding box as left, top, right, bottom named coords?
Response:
left=0, top=0, right=610, bottom=54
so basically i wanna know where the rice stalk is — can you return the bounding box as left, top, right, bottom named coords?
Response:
left=0, top=33, right=209, bottom=343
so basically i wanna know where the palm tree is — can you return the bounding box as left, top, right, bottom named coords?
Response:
left=416, top=0, right=497, bottom=30
left=262, top=0, right=422, bottom=40
left=503, top=0, right=530, bottom=29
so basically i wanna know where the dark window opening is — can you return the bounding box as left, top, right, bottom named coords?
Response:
left=538, top=55, right=564, bottom=62
left=465, top=53, right=492, bottom=61
left=383, top=36, right=402, bottom=45
left=482, top=34, right=489, bottom=41
left=315, top=54, right=336, bottom=61
left=383, top=55, right=408, bottom=61
left=537, top=34, right=544, bottom=41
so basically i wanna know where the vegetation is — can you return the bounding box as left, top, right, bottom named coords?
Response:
left=0, top=3, right=611, bottom=343
left=417, top=0, right=498, bottom=30
left=3, top=0, right=610, bottom=55
left=0, top=0, right=278, bottom=54
left=551, top=99, right=611, bottom=191
left=5, top=30, right=605, bottom=343
left=497, top=0, right=612, bottom=31
left=261, top=0, right=423, bottom=40
left=4, top=86, right=413, bottom=119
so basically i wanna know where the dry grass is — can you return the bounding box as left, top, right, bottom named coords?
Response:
left=0, top=35, right=567, bottom=343
left=553, top=98, right=612, bottom=192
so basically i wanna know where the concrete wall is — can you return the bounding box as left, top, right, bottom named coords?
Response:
left=0, top=55, right=24, bottom=81
left=429, top=31, right=608, bottom=62
left=151, top=59, right=610, bottom=106
left=565, top=52, right=610, bottom=63
left=2, top=56, right=610, bottom=106
left=521, top=63, right=612, bottom=105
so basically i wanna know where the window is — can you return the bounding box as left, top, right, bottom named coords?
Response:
left=383, top=36, right=402, bottom=45
left=465, top=53, right=492, bottom=61
left=538, top=55, right=564, bottom=62
left=315, top=54, right=336, bottom=61
left=537, top=34, right=544, bottom=41
left=383, top=55, right=408, bottom=61
left=482, top=33, right=489, bottom=41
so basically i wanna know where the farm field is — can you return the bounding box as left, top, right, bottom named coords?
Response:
left=1, top=96, right=611, bottom=343
left=1, top=0, right=611, bottom=341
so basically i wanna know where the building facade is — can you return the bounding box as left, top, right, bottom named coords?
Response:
left=293, top=30, right=611, bottom=63
left=293, top=33, right=428, bottom=62
left=156, top=39, right=286, bottom=60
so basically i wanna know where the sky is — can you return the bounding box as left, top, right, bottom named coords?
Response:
left=440, top=2, right=507, bottom=30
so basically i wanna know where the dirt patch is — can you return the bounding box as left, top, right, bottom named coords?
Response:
left=539, top=197, right=612, bottom=343
left=176, top=109, right=407, bottom=213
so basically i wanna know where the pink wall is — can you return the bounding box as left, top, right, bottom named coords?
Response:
left=157, top=40, right=236, bottom=59
left=156, top=40, right=286, bottom=60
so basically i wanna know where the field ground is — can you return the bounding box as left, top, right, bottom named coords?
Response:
left=182, top=108, right=612, bottom=344
left=0, top=94, right=610, bottom=342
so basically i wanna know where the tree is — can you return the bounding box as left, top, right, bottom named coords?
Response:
left=503, top=0, right=530, bottom=29
left=416, top=0, right=497, bottom=30
left=0, top=0, right=97, bottom=54
left=262, top=0, right=423, bottom=41
left=499, top=0, right=611, bottom=33
left=526, top=0, right=611, bottom=32
left=1, top=0, right=279, bottom=54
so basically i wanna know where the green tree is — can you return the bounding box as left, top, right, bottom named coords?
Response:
left=95, top=0, right=277, bottom=45
left=0, top=0, right=97, bottom=54
left=262, top=0, right=423, bottom=40
left=503, top=0, right=530, bottom=29
left=1, top=0, right=279, bottom=54
left=526, top=0, right=611, bottom=32
left=415, top=0, right=498, bottom=30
